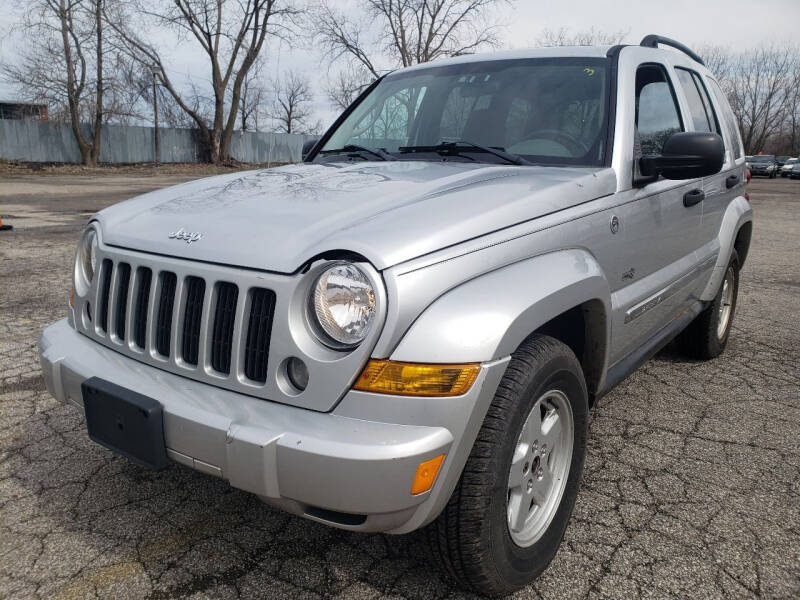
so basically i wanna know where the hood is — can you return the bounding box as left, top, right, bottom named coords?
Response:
left=97, top=161, right=617, bottom=273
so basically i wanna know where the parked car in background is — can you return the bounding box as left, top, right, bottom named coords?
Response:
left=780, top=157, right=797, bottom=177
left=748, top=155, right=778, bottom=178
left=775, top=155, right=790, bottom=168
left=790, top=162, right=800, bottom=179
left=39, top=35, right=751, bottom=597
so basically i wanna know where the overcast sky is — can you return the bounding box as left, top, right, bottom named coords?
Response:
left=1, top=0, right=798, bottom=129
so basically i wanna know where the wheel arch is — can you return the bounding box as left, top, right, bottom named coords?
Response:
left=734, top=220, right=753, bottom=268
left=533, top=298, right=608, bottom=402
left=700, top=195, right=753, bottom=301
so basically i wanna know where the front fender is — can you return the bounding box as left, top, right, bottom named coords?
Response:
left=390, top=249, right=612, bottom=364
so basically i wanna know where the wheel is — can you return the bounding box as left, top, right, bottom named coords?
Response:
left=426, top=334, right=588, bottom=597
left=677, top=250, right=740, bottom=359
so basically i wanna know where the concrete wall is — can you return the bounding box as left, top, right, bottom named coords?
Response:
left=0, top=119, right=318, bottom=164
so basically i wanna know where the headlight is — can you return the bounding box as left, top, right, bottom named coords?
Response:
left=74, top=225, right=98, bottom=295
left=309, top=263, right=376, bottom=348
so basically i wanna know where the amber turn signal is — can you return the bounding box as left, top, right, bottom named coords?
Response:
left=353, top=360, right=480, bottom=397
left=411, top=454, right=445, bottom=495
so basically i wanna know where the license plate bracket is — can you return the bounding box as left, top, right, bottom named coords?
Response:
left=81, top=377, right=169, bottom=470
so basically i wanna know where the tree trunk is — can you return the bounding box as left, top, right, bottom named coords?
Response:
left=59, top=0, right=92, bottom=165
left=89, top=0, right=103, bottom=166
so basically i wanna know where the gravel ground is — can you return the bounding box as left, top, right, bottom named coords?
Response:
left=1, top=173, right=798, bottom=600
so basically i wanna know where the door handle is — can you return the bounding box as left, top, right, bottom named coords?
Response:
left=726, top=174, right=739, bottom=189
left=683, top=189, right=705, bottom=207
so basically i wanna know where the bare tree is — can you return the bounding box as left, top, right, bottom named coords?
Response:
left=268, top=70, right=321, bottom=134
left=710, top=44, right=799, bottom=154
left=238, top=59, right=269, bottom=132
left=536, top=26, right=629, bottom=47
left=326, top=63, right=374, bottom=111
left=313, top=0, right=509, bottom=109
left=3, top=0, right=106, bottom=165
left=105, top=0, right=299, bottom=163
left=781, top=60, right=800, bottom=155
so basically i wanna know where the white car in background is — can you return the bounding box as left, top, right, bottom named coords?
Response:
left=780, top=158, right=797, bottom=177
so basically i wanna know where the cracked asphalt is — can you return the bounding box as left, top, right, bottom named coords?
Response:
left=1, top=173, right=798, bottom=599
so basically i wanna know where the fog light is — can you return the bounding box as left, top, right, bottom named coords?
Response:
left=411, top=454, right=445, bottom=495
left=287, top=357, right=309, bottom=391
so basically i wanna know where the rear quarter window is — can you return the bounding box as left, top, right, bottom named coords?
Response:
left=674, top=68, right=718, bottom=134
left=706, top=78, right=744, bottom=160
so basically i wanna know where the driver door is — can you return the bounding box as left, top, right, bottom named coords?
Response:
left=606, top=61, right=704, bottom=364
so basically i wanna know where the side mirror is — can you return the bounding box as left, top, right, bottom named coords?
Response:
left=639, top=132, right=724, bottom=180
left=302, top=139, right=317, bottom=161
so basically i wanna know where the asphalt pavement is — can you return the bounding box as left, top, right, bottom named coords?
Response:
left=1, top=172, right=798, bottom=600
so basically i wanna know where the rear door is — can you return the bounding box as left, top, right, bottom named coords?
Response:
left=699, top=76, right=748, bottom=258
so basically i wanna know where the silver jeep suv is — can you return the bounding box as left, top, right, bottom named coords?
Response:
left=39, top=35, right=752, bottom=596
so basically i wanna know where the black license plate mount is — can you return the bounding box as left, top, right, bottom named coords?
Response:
left=81, top=377, right=169, bottom=470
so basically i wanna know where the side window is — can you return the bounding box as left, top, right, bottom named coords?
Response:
left=674, top=68, right=716, bottom=133
left=635, top=64, right=683, bottom=155
left=690, top=72, right=721, bottom=134
left=707, top=78, right=744, bottom=160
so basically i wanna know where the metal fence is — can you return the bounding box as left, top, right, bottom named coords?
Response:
left=0, top=119, right=318, bottom=164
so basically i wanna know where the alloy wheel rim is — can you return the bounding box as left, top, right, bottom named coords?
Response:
left=506, top=389, right=574, bottom=547
left=717, top=266, right=735, bottom=340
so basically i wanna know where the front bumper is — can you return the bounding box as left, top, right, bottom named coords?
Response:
left=39, top=319, right=508, bottom=533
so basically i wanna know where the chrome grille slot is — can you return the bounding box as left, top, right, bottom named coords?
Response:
left=211, top=282, right=238, bottom=374
left=181, top=276, right=205, bottom=366
left=98, top=259, right=112, bottom=334
left=156, top=272, right=177, bottom=357
left=244, top=288, right=276, bottom=383
left=133, top=267, right=152, bottom=349
left=114, top=263, right=131, bottom=341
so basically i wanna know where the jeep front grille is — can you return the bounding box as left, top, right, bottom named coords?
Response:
left=90, top=256, right=275, bottom=386
left=73, top=240, right=385, bottom=412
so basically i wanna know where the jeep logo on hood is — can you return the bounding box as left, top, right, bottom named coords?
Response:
left=168, top=227, right=203, bottom=244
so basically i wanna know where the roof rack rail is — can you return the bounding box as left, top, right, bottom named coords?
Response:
left=640, top=34, right=705, bottom=66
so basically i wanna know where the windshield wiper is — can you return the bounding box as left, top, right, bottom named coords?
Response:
left=319, top=143, right=396, bottom=161
left=398, top=140, right=532, bottom=166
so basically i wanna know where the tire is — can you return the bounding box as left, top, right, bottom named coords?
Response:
left=425, top=334, right=588, bottom=597
left=677, top=249, right=740, bottom=359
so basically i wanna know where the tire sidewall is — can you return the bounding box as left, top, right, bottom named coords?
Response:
left=712, top=250, right=740, bottom=351
left=487, top=353, right=588, bottom=588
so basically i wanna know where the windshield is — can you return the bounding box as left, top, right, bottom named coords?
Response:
left=750, top=155, right=775, bottom=163
left=319, top=57, right=611, bottom=167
